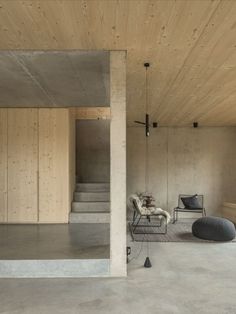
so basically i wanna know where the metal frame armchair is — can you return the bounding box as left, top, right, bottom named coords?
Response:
left=172, top=194, right=206, bottom=224
left=129, top=195, right=169, bottom=239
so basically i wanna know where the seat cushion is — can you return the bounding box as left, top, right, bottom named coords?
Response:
left=192, top=216, right=236, bottom=241
left=181, top=195, right=202, bottom=209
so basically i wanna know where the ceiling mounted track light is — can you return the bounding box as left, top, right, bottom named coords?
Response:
left=134, top=62, right=158, bottom=137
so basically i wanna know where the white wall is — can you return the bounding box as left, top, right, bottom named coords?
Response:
left=127, top=127, right=236, bottom=217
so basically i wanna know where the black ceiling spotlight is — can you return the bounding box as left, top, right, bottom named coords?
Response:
left=134, top=62, right=158, bottom=137
left=193, top=122, right=199, bottom=128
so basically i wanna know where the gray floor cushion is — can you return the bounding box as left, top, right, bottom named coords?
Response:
left=192, top=216, right=236, bottom=241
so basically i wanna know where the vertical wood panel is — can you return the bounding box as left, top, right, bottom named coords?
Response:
left=8, top=109, right=38, bottom=223
left=69, top=110, right=76, bottom=205
left=0, top=109, right=8, bottom=222
left=39, top=108, right=69, bottom=223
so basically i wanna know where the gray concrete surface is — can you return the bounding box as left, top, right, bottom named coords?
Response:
left=0, top=241, right=236, bottom=313
left=71, top=183, right=110, bottom=223
left=0, top=259, right=109, bottom=278
left=0, top=224, right=109, bottom=259
left=127, top=126, right=236, bottom=218
left=110, top=51, right=127, bottom=276
left=69, top=212, right=110, bottom=224
left=76, top=183, right=110, bottom=192
left=76, top=120, right=110, bottom=183
left=71, top=201, right=110, bottom=213
left=74, top=192, right=110, bottom=202
left=0, top=51, right=109, bottom=107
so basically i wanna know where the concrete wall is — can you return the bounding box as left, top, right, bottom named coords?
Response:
left=110, top=51, right=126, bottom=277
left=76, top=120, right=110, bottom=183
left=127, top=127, right=236, bottom=217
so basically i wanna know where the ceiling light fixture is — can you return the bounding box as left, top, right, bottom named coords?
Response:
left=134, top=63, right=158, bottom=136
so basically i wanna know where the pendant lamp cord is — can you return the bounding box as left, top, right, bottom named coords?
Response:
left=145, top=63, right=151, bottom=264
left=145, top=65, right=149, bottom=193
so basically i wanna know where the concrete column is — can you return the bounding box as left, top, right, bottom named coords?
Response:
left=110, top=51, right=127, bottom=277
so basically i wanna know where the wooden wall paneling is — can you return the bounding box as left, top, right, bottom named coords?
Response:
left=7, top=109, right=38, bottom=223
left=69, top=109, right=76, bottom=205
left=39, top=108, right=69, bottom=223
left=70, top=107, right=111, bottom=120
left=0, top=109, right=8, bottom=222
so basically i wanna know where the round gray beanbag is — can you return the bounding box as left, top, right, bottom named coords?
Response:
left=192, top=217, right=236, bottom=241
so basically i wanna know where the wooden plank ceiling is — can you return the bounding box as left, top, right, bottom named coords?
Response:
left=0, top=0, right=236, bottom=126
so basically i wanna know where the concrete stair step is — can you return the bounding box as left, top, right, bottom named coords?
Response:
left=74, top=191, right=110, bottom=202
left=69, top=212, right=110, bottom=224
left=72, top=201, right=110, bottom=213
left=76, top=183, right=110, bottom=192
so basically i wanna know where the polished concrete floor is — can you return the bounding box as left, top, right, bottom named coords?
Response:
left=1, top=240, right=236, bottom=313
left=0, top=224, right=109, bottom=259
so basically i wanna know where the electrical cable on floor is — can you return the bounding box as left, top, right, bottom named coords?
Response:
left=147, top=236, right=149, bottom=257
left=128, top=232, right=146, bottom=263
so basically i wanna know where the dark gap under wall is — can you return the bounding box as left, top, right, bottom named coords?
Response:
left=76, top=120, right=110, bottom=183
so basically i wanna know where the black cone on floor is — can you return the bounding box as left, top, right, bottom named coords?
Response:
left=144, top=257, right=152, bottom=268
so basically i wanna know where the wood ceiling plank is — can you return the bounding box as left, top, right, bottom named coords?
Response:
left=152, top=0, right=236, bottom=125
left=150, top=0, right=222, bottom=122
left=0, top=0, right=236, bottom=125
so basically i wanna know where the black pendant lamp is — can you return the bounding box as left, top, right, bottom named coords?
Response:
left=134, top=63, right=158, bottom=136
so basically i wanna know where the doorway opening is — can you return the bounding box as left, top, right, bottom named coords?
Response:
left=69, top=119, right=110, bottom=252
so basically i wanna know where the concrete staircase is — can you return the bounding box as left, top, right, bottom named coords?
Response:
left=70, top=183, right=110, bottom=223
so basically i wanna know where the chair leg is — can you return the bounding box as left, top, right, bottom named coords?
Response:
left=165, top=220, right=167, bottom=234
left=132, top=215, right=142, bottom=233
left=172, top=209, right=176, bottom=224
left=132, top=210, right=136, bottom=223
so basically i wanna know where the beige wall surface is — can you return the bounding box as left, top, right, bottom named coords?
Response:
left=127, top=127, right=236, bottom=218
left=8, top=109, right=38, bottom=223
left=39, top=109, right=70, bottom=223
left=0, top=109, right=7, bottom=222
left=0, top=108, right=70, bottom=224
left=69, top=109, right=76, bottom=207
